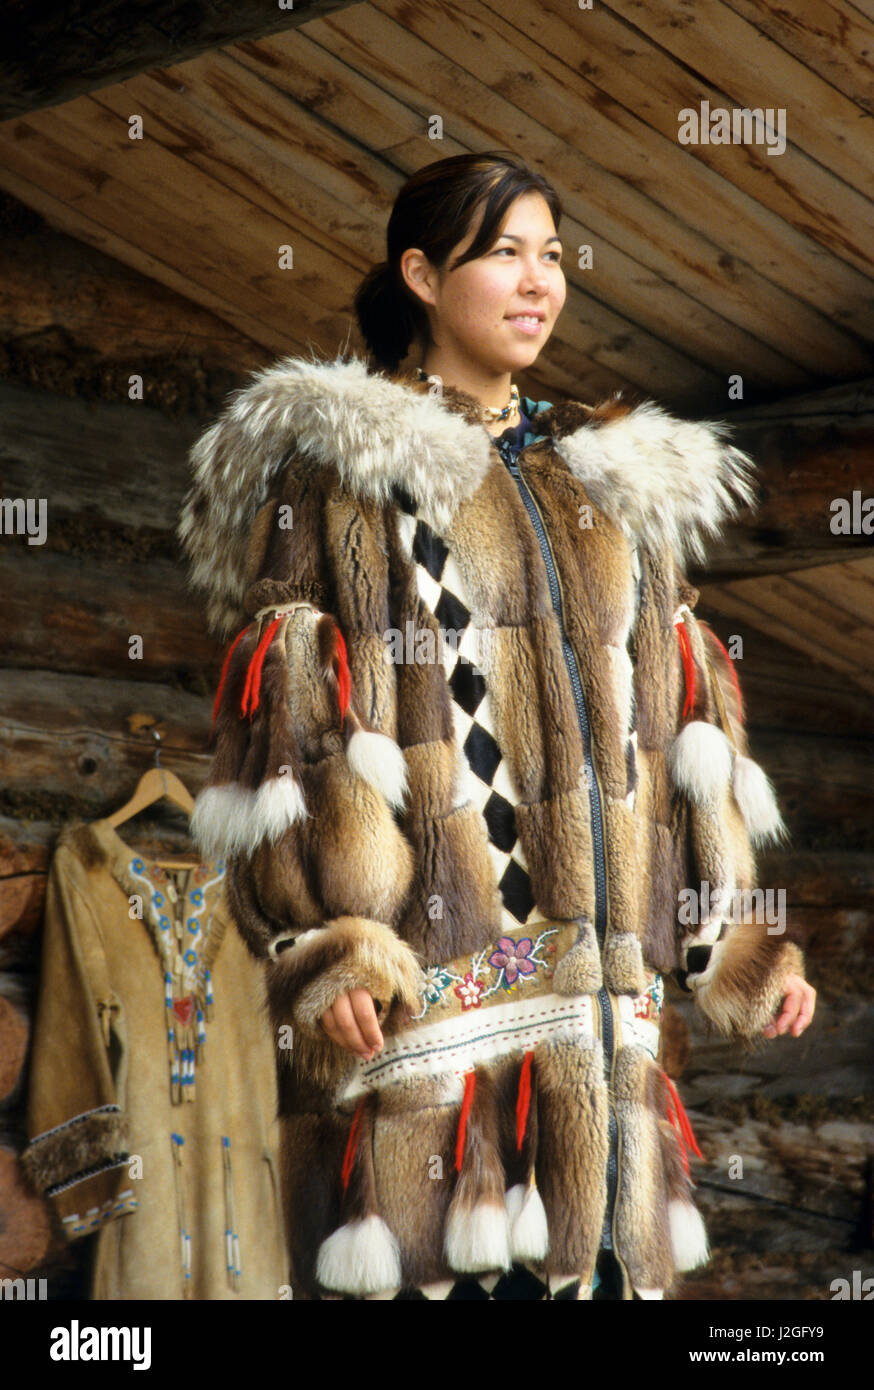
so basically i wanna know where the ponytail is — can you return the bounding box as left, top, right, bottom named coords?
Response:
left=353, top=260, right=425, bottom=377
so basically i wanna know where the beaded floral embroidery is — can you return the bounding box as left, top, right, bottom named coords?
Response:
left=413, top=928, right=558, bottom=1021
left=632, top=971, right=665, bottom=1021
left=413, top=928, right=664, bottom=1032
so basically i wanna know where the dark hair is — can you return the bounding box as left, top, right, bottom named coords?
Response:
left=353, top=151, right=563, bottom=376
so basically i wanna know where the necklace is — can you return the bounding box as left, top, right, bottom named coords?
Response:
left=126, top=855, right=227, bottom=1103
left=416, top=367, right=520, bottom=423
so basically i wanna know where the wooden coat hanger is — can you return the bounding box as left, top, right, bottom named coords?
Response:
left=107, top=730, right=201, bottom=870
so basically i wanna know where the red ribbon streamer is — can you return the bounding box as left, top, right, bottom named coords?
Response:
left=455, top=1070, right=477, bottom=1174
left=662, top=1068, right=703, bottom=1168
left=666, top=1095, right=690, bottom=1176
left=703, top=623, right=744, bottom=721
left=340, top=1097, right=367, bottom=1196
left=516, top=1050, right=534, bottom=1152
left=675, top=618, right=696, bottom=721
left=241, top=616, right=283, bottom=719
left=209, top=622, right=252, bottom=738
left=334, top=623, right=351, bottom=726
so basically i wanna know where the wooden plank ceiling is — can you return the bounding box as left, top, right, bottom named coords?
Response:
left=0, top=0, right=872, bottom=411
left=0, top=0, right=872, bottom=685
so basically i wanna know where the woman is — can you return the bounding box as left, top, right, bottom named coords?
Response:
left=178, top=151, right=815, bottom=1300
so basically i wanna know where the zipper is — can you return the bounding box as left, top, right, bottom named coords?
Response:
left=495, top=427, right=622, bottom=1264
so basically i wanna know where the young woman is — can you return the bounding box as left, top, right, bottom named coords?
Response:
left=178, top=151, right=815, bottom=1300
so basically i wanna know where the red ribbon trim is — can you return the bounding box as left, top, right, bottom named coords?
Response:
left=516, top=1050, right=534, bottom=1152
left=340, top=1097, right=367, bottom=1196
left=241, top=616, right=283, bottom=720
left=334, top=623, right=351, bottom=727
left=455, top=1070, right=477, bottom=1174
left=703, top=624, right=744, bottom=721
left=209, top=623, right=252, bottom=738
left=662, top=1068, right=703, bottom=1171
left=675, top=618, right=696, bottom=721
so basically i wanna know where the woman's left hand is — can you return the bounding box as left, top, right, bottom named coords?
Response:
left=762, top=972, right=816, bottom=1039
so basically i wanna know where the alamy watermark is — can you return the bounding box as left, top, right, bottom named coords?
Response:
left=1, top=1274, right=47, bottom=1299
left=50, top=1320, right=151, bottom=1369
left=678, top=880, right=786, bottom=934
left=0, top=497, right=47, bottom=545
left=678, top=101, right=786, bottom=156
left=382, top=620, right=492, bottom=675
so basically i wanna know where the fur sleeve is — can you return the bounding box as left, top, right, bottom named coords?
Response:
left=190, top=600, right=424, bottom=1040
left=20, top=839, right=131, bottom=1237
left=668, top=600, right=804, bottom=1038
left=183, top=463, right=424, bottom=1060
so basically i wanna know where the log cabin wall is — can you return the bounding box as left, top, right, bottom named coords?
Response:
left=0, top=0, right=873, bottom=1301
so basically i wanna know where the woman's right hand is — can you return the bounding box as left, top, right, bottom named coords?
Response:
left=321, top=989, right=384, bottom=1059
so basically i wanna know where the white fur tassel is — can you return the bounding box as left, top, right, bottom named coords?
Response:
left=732, top=753, right=787, bottom=847
left=505, top=1183, right=549, bottom=1261
left=346, top=729, right=410, bottom=811
left=315, top=1214, right=402, bottom=1295
left=190, top=785, right=257, bottom=858
left=444, top=1200, right=512, bottom=1274
left=668, top=1198, right=710, bottom=1272
left=668, top=721, right=733, bottom=804
left=249, top=773, right=309, bottom=843
left=190, top=778, right=308, bottom=859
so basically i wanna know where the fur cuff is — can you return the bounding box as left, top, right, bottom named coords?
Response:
left=21, top=1106, right=129, bottom=1197
left=279, top=917, right=425, bottom=1037
left=691, top=926, right=805, bottom=1038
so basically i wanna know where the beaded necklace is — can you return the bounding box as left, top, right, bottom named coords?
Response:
left=124, top=854, right=227, bottom=1103
left=416, top=366, right=520, bottom=422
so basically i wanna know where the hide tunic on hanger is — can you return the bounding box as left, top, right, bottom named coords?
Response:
left=177, top=354, right=805, bottom=1301
left=21, top=819, right=288, bottom=1300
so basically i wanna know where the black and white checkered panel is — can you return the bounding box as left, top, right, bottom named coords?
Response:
left=331, top=1264, right=581, bottom=1300
left=393, top=485, right=546, bottom=931
left=396, top=1265, right=556, bottom=1300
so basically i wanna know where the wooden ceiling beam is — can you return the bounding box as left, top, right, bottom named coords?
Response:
left=0, top=0, right=360, bottom=120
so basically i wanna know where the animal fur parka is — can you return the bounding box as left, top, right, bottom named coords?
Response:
left=177, top=352, right=804, bottom=1301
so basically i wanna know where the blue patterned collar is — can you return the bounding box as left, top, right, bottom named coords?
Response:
left=492, top=396, right=552, bottom=461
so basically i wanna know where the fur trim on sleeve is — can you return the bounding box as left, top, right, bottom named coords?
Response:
left=21, top=1105, right=129, bottom=1196
left=268, top=916, right=425, bottom=1038
left=689, top=925, right=804, bottom=1038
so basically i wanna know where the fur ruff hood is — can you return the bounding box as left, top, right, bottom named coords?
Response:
left=178, top=351, right=758, bottom=640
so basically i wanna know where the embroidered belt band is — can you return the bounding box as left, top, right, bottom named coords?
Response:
left=340, top=980, right=663, bottom=1104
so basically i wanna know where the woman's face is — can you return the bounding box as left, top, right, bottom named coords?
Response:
left=405, top=190, right=566, bottom=375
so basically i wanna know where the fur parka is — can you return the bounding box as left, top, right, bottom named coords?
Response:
left=177, top=352, right=804, bottom=1300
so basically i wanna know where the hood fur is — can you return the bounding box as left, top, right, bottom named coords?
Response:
left=178, top=351, right=758, bottom=639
